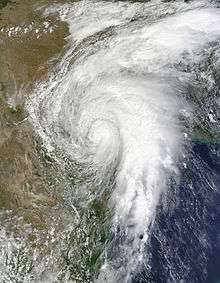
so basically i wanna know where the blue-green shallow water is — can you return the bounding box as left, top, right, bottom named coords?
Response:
left=132, top=141, right=220, bottom=283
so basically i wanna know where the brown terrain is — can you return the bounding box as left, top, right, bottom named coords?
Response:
left=0, top=0, right=72, bottom=266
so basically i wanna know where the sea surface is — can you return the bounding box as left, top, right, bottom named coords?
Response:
left=0, top=0, right=220, bottom=282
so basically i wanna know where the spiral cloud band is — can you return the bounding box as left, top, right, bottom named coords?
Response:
left=28, top=1, right=220, bottom=281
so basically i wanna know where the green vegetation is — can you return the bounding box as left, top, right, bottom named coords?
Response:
left=0, top=0, right=12, bottom=10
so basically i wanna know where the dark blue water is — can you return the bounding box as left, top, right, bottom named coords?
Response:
left=133, top=142, right=220, bottom=283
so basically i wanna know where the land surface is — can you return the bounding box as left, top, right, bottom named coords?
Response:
left=0, top=1, right=73, bottom=278
left=0, top=0, right=219, bottom=281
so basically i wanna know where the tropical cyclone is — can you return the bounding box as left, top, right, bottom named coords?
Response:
left=28, top=1, right=220, bottom=282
